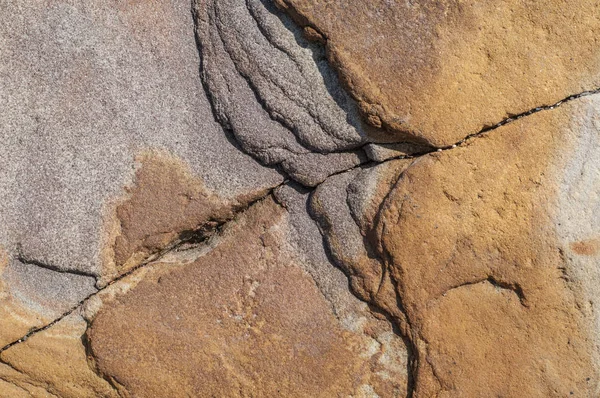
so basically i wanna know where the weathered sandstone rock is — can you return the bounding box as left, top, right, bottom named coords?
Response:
left=91, top=197, right=408, bottom=397
left=275, top=0, right=600, bottom=147
left=194, top=0, right=429, bottom=186
left=0, top=314, right=118, bottom=398
left=1, top=0, right=600, bottom=396
left=312, top=95, right=600, bottom=396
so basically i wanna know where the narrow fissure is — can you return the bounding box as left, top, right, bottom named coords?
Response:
left=16, top=245, right=98, bottom=280
left=0, top=186, right=285, bottom=356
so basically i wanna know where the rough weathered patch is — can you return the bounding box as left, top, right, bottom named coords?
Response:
left=108, top=150, right=229, bottom=277
left=275, top=0, right=600, bottom=147
left=89, top=197, right=408, bottom=397
left=103, top=149, right=275, bottom=282
left=571, top=238, right=600, bottom=256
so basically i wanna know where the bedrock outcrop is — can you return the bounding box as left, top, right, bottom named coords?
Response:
left=1, top=0, right=599, bottom=397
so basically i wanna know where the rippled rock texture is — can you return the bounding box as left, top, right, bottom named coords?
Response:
left=1, top=0, right=599, bottom=397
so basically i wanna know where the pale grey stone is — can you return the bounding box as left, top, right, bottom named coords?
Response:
left=0, top=0, right=282, bottom=279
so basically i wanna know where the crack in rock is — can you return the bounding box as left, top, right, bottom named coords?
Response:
left=194, top=0, right=600, bottom=188
left=16, top=245, right=98, bottom=280
left=193, top=0, right=429, bottom=187
left=271, top=0, right=600, bottom=148
left=193, top=1, right=600, bottom=396
left=0, top=187, right=283, bottom=356
left=4, top=0, right=600, bottom=396
left=440, top=276, right=528, bottom=307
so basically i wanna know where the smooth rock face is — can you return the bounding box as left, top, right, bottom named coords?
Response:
left=382, top=99, right=600, bottom=396
left=275, top=0, right=600, bottom=147
left=1, top=0, right=600, bottom=397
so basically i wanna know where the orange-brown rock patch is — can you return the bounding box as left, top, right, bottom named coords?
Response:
left=369, top=101, right=598, bottom=396
left=105, top=150, right=268, bottom=280
left=90, top=198, right=408, bottom=397
left=571, top=238, right=600, bottom=256
left=275, top=0, right=600, bottom=147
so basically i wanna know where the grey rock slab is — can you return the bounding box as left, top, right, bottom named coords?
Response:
left=0, top=0, right=282, bottom=280
left=3, top=259, right=97, bottom=320
left=308, top=159, right=413, bottom=302
left=274, top=182, right=357, bottom=313
left=200, top=0, right=365, bottom=150
left=308, top=168, right=384, bottom=301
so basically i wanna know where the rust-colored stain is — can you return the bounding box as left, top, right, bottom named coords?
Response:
left=571, top=238, right=600, bottom=256
left=108, top=150, right=232, bottom=277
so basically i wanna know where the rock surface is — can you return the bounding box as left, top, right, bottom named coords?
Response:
left=88, top=197, right=408, bottom=397
left=311, top=95, right=600, bottom=396
left=1, top=0, right=600, bottom=397
left=0, top=0, right=282, bottom=349
left=0, top=0, right=283, bottom=278
left=275, top=0, right=600, bottom=147
left=194, top=0, right=430, bottom=186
